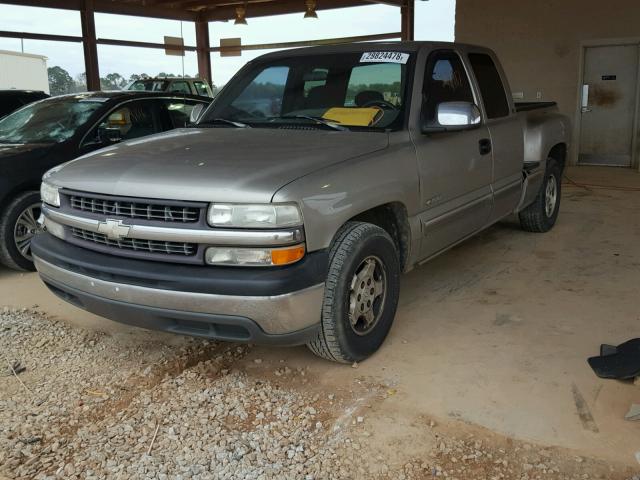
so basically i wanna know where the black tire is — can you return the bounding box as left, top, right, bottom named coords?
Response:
left=519, top=158, right=562, bottom=233
left=0, top=191, right=41, bottom=271
left=307, top=222, right=400, bottom=363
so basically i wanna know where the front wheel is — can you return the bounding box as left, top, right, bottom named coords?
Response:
left=307, top=222, right=400, bottom=363
left=519, top=158, right=562, bottom=233
left=0, top=191, right=42, bottom=271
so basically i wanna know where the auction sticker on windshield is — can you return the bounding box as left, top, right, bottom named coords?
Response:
left=360, top=52, right=409, bottom=64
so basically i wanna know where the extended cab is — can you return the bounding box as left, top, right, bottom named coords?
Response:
left=32, top=42, right=570, bottom=363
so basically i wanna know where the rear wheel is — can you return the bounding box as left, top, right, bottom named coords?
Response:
left=519, top=158, right=561, bottom=233
left=0, top=192, right=41, bottom=271
left=307, top=222, right=400, bottom=363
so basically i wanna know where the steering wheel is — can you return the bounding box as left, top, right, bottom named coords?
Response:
left=362, top=99, right=398, bottom=110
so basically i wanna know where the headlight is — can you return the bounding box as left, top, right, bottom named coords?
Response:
left=205, top=244, right=305, bottom=267
left=40, top=182, right=60, bottom=207
left=207, top=203, right=302, bottom=228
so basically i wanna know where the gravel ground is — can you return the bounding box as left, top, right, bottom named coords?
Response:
left=1, top=307, right=637, bottom=480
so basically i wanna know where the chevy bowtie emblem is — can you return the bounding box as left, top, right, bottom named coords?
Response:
left=97, top=219, right=131, bottom=240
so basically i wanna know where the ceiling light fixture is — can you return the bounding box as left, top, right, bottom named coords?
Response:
left=304, top=0, right=318, bottom=19
left=234, top=5, right=248, bottom=25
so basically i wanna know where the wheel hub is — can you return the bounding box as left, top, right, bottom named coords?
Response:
left=348, top=256, right=386, bottom=336
left=544, top=174, right=557, bottom=218
left=14, top=203, right=41, bottom=262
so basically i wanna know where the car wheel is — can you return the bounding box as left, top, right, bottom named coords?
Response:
left=519, top=158, right=562, bottom=233
left=307, top=222, right=400, bottom=363
left=0, top=191, right=42, bottom=271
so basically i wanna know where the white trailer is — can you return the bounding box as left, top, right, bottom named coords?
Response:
left=0, top=50, right=49, bottom=94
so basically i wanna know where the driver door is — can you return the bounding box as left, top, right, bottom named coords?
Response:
left=413, top=50, right=493, bottom=260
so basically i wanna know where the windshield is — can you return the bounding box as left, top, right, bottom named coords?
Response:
left=0, top=96, right=104, bottom=144
left=127, top=80, right=169, bottom=92
left=202, top=51, right=413, bottom=131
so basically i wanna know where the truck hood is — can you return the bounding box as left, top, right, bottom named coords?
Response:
left=46, top=128, right=389, bottom=203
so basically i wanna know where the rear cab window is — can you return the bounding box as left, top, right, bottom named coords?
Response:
left=468, top=53, right=510, bottom=119
left=168, top=81, right=192, bottom=95
left=345, top=63, right=402, bottom=108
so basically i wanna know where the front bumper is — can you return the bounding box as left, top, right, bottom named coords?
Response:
left=32, top=233, right=326, bottom=345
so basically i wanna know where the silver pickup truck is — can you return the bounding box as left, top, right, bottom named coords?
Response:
left=32, top=42, right=570, bottom=363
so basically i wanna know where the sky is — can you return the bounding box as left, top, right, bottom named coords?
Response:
left=0, top=0, right=455, bottom=87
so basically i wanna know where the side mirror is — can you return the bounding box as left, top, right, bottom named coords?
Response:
left=98, top=126, right=122, bottom=145
left=422, top=101, right=482, bottom=133
left=189, top=103, right=205, bottom=124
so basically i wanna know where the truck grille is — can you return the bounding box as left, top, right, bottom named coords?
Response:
left=69, top=194, right=200, bottom=223
left=70, top=227, right=197, bottom=256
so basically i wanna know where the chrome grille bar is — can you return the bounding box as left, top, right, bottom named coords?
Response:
left=69, top=195, right=200, bottom=223
left=70, top=227, right=197, bottom=256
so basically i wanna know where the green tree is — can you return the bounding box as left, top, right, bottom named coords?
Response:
left=47, top=66, right=74, bottom=96
left=74, top=73, right=87, bottom=92
left=101, top=72, right=126, bottom=90
left=128, top=73, right=150, bottom=82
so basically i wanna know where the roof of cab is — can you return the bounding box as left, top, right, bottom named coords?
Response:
left=255, top=41, right=489, bottom=59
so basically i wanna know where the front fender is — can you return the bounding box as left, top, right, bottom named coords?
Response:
left=272, top=138, right=420, bottom=254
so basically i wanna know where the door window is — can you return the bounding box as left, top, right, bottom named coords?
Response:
left=85, top=99, right=161, bottom=146
left=423, top=51, right=475, bottom=124
left=163, top=100, right=205, bottom=128
left=193, top=81, right=210, bottom=97
left=468, top=53, right=510, bottom=119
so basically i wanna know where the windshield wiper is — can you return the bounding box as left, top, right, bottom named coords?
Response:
left=196, top=118, right=251, bottom=128
left=276, top=115, right=348, bottom=131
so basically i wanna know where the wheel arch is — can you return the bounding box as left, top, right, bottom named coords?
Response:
left=0, top=181, right=40, bottom=213
left=548, top=143, right=567, bottom=172
left=344, top=202, right=411, bottom=272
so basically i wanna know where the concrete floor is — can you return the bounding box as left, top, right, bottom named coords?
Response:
left=1, top=165, right=639, bottom=467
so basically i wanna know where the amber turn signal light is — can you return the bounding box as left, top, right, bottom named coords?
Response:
left=271, top=244, right=306, bottom=266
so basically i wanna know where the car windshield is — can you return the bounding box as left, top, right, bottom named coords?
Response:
left=128, top=80, right=169, bottom=92
left=202, top=51, right=413, bottom=131
left=0, top=96, right=104, bottom=144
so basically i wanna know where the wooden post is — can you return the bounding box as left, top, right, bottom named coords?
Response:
left=195, top=18, right=212, bottom=84
left=80, top=0, right=100, bottom=90
left=400, top=0, right=415, bottom=41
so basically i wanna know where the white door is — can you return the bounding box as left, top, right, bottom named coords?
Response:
left=579, top=44, right=639, bottom=166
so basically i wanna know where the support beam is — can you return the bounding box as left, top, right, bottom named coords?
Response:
left=80, top=0, right=100, bottom=90
left=400, top=0, right=414, bottom=41
left=195, top=18, right=212, bottom=84
left=0, top=30, right=82, bottom=43
left=210, top=32, right=402, bottom=52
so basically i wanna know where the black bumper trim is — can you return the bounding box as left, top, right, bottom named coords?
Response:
left=32, top=233, right=328, bottom=297
left=42, top=277, right=320, bottom=346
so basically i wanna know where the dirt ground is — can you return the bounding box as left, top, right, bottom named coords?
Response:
left=1, top=166, right=639, bottom=479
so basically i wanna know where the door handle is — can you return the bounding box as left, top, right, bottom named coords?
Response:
left=479, top=138, right=492, bottom=155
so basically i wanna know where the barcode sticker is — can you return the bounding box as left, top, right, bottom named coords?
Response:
left=360, top=52, right=410, bottom=64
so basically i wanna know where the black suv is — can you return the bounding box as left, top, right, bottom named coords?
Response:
left=0, top=91, right=211, bottom=271
left=0, top=90, right=49, bottom=118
